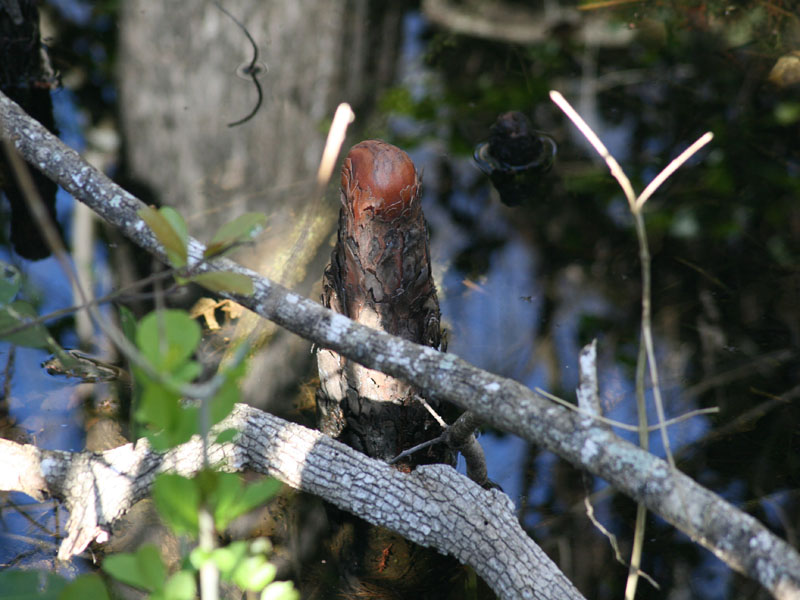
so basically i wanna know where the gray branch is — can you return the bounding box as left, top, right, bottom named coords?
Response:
left=2, top=90, right=800, bottom=599
left=0, top=405, right=583, bottom=600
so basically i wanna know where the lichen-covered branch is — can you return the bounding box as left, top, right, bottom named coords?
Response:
left=2, top=90, right=799, bottom=599
left=0, top=405, right=584, bottom=600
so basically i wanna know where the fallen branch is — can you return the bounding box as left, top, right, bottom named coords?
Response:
left=2, top=90, right=800, bottom=598
left=0, top=404, right=584, bottom=600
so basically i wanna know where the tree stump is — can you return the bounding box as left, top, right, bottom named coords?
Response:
left=317, top=140, right=450, bottom=466
left=312, top=141, right=479, bottom=599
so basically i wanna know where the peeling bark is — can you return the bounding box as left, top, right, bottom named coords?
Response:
left=313, top=140, right=466, bottom=597
left=317, top=140, right=446, bottom=464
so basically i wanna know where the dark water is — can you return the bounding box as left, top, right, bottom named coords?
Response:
left=385, top=6, right=799, bottom=599
left=2, top=2, right=799, bottom=599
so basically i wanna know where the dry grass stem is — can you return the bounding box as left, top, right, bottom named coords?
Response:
left=535, top=387, right=717, bottom=432
left=315, top=102, right=355, bottom=192
left=549, top=89, right=714, bottom=598
left=548, top=90, right=637, bottom=206
left=635, top=131, right=714, bottom=210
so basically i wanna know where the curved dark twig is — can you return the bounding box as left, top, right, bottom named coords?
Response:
left=213, top=1, right=263, bottom=127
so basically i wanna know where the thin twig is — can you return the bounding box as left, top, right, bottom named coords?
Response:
left=0, top=268, right=177, bottom=340
left=534, top=387, right=718, bottom=432
left=549, top=90, right=637, bottom=207
left=635, top=132, right=714, bottom=211
left=388, top=436, right=443, bottom=465
left=315, top=103, right=355, bottom=194
left=550, top=89, right=715, bottom=597
left=584, top=496, right=660, bottom=590
left=631, top=209, right=674, bottom=469
left=626, top=332, right=649, bottom=599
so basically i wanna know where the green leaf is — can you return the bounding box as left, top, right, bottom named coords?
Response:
left=0, top=300, right=51, bottom=348
left=171, top=359, right=202, bottom=385
left=162, top=571, right=196, bottom=600
left=212, top=476, right=281, bottom=532
left=138, top=206, right=188, bottom=268
left=0, top=261, right=21, bottom=305
left=137, top=542, right=167, bottom=590
left=238, top=478, right=282, bottom=512
left=208, top=472, right=242, bottom=531
left=260, top=580, right=299, bottom=600
left=215, top=428, right=238, bottom=443
left=136, top=382, right=181, bottom=431
left=209, top=375, right=238, bottom=425
left=0, top=569, right=67, bottom=600
left=163, top=403, right=200, bottom=448
left=152, top=474, right=200, bottom=537
left=60, top=574, right=110, bottom=600
left=209, top=542, right=249, bottom=578
left=205, top=212, right=267, bottom=258
left=159, top=207, right=189, bottom=247
left=231, top=556, right=276, bottom=591
left=190, top=271, right=254, bottom=296
left=136, top=310, right=201, bottom=373
left=118, top=305, right=138, bottom=343
left=188, top=546, right=212, bottom=571
left=208, top=354, right=246, bottom=426
left=102, top=544, right=165, bottom=592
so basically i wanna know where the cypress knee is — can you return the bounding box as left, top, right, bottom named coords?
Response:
left=316, top=139, right=449, bottom=466
left=311, top=141, right=477, bottom=599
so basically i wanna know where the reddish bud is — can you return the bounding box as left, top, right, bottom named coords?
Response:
left=341, top=140, right=419, bottom=222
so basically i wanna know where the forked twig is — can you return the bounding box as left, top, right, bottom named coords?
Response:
left=549, top=89, right=714, bottom=599
left=636, top=132, right=714, bottom=210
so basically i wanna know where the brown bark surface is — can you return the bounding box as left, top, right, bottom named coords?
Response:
left=314, top=141, right=469, bottom=598
left=317, top=140, right=448, bottom=465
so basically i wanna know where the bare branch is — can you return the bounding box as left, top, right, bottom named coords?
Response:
left=0, top=405, right=584, bottom=600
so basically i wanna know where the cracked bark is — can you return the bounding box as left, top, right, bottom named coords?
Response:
left=313, top=140, right=469, bottom=597
left=317, top=140, right=447, bottom=464
left=2, top=89, right=800, bottom=599
left=0, top=405, right=583, bottom=600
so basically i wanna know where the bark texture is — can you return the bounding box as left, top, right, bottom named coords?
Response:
left=3, top=89, right=800, bottom=599
left=0, top=405, right=584, bottom=600
left=317, top=140, right=446, bottom=464
left=313, top=140, right=466, bottom=598
left=117, top=0, right=405, bottom=411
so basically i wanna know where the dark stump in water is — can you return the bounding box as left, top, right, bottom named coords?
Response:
left=317, top=139, right=448, bottom=466
left=313, top=140, right=485, bottom=599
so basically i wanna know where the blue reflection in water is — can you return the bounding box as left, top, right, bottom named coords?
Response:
left=0, top=86, right=109, bottom=570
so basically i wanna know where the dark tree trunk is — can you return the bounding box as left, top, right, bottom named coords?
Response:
left=317, top=140, right=449, bottom=465
left=0, top=0, right=61, bottom=260
left=313, top=141, right=478, bottom=599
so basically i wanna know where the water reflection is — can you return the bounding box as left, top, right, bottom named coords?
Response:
left=394, top=4, right=800, bottom=595
left=473, top=111, right=557, bottom=207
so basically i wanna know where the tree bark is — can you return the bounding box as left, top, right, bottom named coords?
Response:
left=117, top=0, right=406, bottom=412
left=2, top=89, right=800, bottom=599
left=313, top=140, right=468, bottom=597
left=317, top=140, right=447, bottom=464
left=0, top=405, right=584, bottom=600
